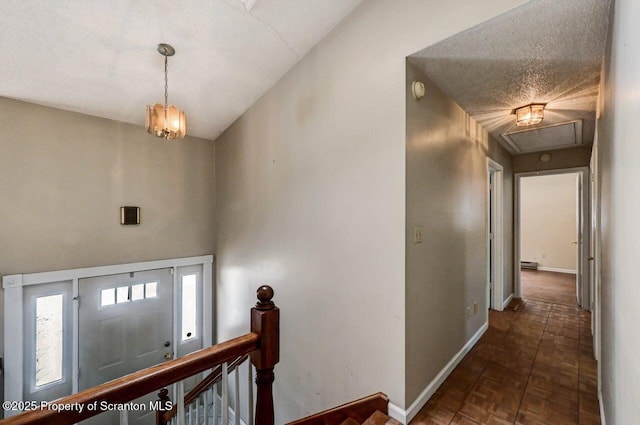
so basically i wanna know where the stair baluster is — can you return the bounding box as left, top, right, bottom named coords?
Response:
left=119, top=409, right=128, bottom=425
left=248, top=362, right=254, bottom=425
left=195, top=395, right=200, bottom=425
left=212, top=383, right=218, bottom=425
left=222, top=362, right=229, bottom=425
left=204, top=386, right=211, bottom=425
left=177, top=380, right=186, bottom=425
left=234, top=366, right=240, bottom=425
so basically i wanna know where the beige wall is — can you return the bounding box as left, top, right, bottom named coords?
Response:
left=0, top=97, right=215, bottom=276
left=597, top=0, right=640, bottom=422
left=405, top=65, right=498, bottom=404
left=214, top=0, right=525, bottom=421
left=0, top=97, right=215, bottom=410
left=520, top=174, right=578, bottom=271
left=513, top=145, right=592, bottom=173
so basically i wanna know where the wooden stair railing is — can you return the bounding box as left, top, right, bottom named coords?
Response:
left=159, top=354, right=249, bottom=424
left=0, top=285, right=279, bottom=425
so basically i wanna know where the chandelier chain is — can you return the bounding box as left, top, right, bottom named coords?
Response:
left=146, top=43, right=186, bottom=139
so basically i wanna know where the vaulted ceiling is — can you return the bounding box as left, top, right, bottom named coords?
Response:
left=0, top=0, right=361, bottom=140
left=409, top=0, right=611, bottom=154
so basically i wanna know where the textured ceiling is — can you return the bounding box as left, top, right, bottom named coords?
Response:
left=0, top=0, right=361, bottom=140
left=409, top=0, right=611, bottom=154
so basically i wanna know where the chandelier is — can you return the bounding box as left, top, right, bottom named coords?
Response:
left=514, top=104, right=545, bottom=127
left=145, top=43, right=187, bottom=139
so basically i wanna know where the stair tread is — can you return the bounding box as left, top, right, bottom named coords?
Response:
left=284, top=393, right=391, bottom=425
left=362, top=410, right=402, bottom=425
left=339, top=418, right=361, bottom=425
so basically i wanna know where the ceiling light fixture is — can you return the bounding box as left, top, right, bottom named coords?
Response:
left=146, top=43, right=187, bottom=139
left=515, top=104, right=545, bottom=127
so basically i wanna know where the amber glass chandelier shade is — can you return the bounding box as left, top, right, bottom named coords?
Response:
left=146, top=43, right=187, bottom=140
left=515, top=104, right=545, bottom=127
left=145, top=103, right=187, bottom=139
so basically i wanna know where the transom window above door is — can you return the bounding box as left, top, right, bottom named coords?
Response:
left=100, top=281, right=158, bottom=307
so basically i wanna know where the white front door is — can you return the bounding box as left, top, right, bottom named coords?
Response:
left=78, top=268, right=173, bottom=424
left=3, top=255, right=213, bottom=420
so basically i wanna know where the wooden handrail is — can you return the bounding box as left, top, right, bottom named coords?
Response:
left=0, top=334, right=258, bottom=425
left=161, top=354, right=249, bottom=423
left=1, top=285, right=278, bottom=425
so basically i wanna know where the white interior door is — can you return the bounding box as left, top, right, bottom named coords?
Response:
left=576, top=172, right=590, bottom=308
left=78, top=268, right=173, bottom=424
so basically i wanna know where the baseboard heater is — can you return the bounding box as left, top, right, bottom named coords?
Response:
left=520, top=261, right=538, bottom=270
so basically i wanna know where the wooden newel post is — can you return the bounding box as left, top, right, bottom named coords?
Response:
left=251, top=285, right=279, bottom=425
left=155, top=387, right=171, bottom=425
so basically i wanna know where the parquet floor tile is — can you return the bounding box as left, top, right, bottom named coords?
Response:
left=450, top=413, right=481, bottom=424
left=409, top=271, right=601, bottom=425
left=458, top=392, right=517, bottom=424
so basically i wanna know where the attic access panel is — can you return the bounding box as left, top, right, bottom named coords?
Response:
left=501, top=120, right=583, bottom=154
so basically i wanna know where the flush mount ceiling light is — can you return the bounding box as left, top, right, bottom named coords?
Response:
left=145, top=43, right=187, bottom=139
left=514, top=104, right=545, bottom=127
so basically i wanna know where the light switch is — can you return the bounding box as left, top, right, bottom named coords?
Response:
left=413, top=226, right=423, bottom=244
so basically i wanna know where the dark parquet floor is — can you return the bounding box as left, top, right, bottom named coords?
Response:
left=410, top=272, right=600, bottom=425
left=521, top=270, right=577, bottom=307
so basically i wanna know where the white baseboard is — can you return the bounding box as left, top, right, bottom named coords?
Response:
left=599, top=390, right=606, bottom=425
left=502, top=293, right=514, bottom=309
left=537, top=266, right=577, bottom=274
left=388, top=322, right=489, bottom=424
left=387, top=402, right=406, bottom=424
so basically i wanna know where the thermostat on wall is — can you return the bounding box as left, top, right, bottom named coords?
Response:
left=120, top=206, right=140, bottom=225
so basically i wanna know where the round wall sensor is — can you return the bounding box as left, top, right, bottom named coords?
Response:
left=412, top=81, right=425, bottom=100
left=539, top=153, right=552, bottom=162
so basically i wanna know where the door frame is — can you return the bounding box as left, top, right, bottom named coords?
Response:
left=589, top=141, right=602, bottom=389
left=514, top=168, right=590, bottom=307
left=487, top=158, right=505, bottom=311
left=2, top=255, right=213, bottom=417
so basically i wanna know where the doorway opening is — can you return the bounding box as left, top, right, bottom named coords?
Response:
left=515, top=168, right=590, bottom=308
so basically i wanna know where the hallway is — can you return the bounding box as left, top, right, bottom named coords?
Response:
left=410, top=299, right=600, bottom=424
left=521, top=270, right=577, bottom=307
